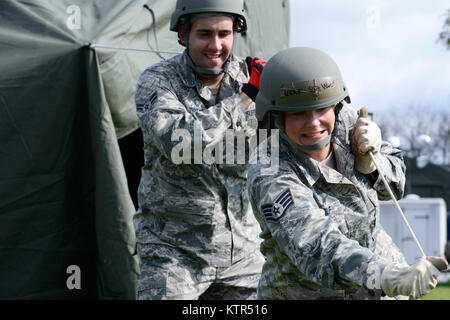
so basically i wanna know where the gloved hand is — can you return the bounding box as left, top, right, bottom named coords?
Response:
left=351, top=107, right=382, bottom=174
left=242, top=56, right=267, bottom=101
left=426, top=256, right=449, bottom=271
left=380, top=256, right=446, bottom=300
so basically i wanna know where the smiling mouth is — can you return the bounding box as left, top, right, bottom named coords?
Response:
left=204, top=53, right=222, bottom=60
left=302, top=130, right=327, bottom=138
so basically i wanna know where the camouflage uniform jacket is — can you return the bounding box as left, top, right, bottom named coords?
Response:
left=247, top=105, right=408, bottom=299
left=134, top=51, right=262, bottom=268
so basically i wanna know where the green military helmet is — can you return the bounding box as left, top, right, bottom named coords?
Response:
left=170, top=0, right=247, bottom=32
left=255, top=47, right=351, bottom=121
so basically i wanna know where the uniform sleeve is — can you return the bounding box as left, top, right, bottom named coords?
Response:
left=372, top=143, right=406, bottom=201
left=340, top=105, right=406, bottom=201
left=248, top=167, right=390, bottom=292
left=135, top=70, right=247, bottom=162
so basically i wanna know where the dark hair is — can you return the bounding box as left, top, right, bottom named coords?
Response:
left=177, top=13, right=245, bottom=47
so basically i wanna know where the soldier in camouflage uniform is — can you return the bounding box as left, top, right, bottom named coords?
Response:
left=133, top=0, right=266, bottom=300
left=247, top=47, right=447, bottom=300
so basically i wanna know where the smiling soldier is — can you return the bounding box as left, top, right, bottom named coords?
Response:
left=247, top=47, right=448, bottom=300
left=134, top=0, right=266, bottom=300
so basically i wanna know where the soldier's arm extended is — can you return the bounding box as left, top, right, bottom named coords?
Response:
left=248, top=167, right=390, bottom=293
left=136, top=70, right=249, bottom=162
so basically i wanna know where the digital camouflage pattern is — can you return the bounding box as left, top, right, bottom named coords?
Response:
left=134, top=50, right=264, bottom=299
left=247, top=105, right=408, bottom=300
left=136, top=242, right=262, bottom=299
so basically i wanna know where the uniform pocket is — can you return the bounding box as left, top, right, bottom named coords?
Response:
left=162, top=196, right=216, bottom=225
left=136, top=242, right=168, bottom=299
left=136, top=272, right=167, bottom=300
left=325, top=201, right=349, bottom=235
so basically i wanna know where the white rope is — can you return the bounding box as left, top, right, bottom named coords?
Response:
left=89, top=43, right=181, bottom=55
left=369, top=151, right=426, bottom=257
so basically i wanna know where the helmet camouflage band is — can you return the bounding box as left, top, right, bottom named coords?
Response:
left=170, top=0, right=247, bottom=33
left=255, top=47, right=351, bottom=121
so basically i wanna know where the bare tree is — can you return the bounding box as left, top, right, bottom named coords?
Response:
left=434, top=113, right=450, bottom=164
left=375, top=103, right=450, bottom=165
left=438, top=9, right=450, bottom=49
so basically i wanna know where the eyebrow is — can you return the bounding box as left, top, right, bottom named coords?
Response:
left=195, top=28, right=233, bottom=33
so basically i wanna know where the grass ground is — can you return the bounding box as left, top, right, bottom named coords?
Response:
left=421, top=281, right=450, bottom=300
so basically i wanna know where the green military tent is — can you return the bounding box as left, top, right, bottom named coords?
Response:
left=0, top=0, right=290, bottom=299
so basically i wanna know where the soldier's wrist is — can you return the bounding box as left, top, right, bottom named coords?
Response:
left=239, top=92, right=253, bottom=110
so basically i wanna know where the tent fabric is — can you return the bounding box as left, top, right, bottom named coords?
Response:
left=0, top=0, right=143, bottom=299
left=234, top=0, right=291, bottom=60
left=0, top=0, right=290, bottom=299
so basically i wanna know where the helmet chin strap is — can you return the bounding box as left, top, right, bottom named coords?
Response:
left=295, top=134, right=332, bottom=152
left=280, top=130, right=332, bottom=153
left=185, top=53, right=231, bottom=79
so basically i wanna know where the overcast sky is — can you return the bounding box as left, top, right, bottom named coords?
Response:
left=289, top=0, right=450, bottom=116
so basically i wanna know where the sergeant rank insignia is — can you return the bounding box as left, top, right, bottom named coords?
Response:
left=261, top=188, right=294, bottom=222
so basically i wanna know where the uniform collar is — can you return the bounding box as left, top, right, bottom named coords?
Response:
left=281, top=133, right=321, bottom=188
left=177, top=51, right=197, bottom=88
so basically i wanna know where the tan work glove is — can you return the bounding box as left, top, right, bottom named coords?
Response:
left=380, top=256, right=448, bottom=300
left=351, top=107, right=382, bottom=174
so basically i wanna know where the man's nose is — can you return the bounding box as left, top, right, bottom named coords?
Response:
left=209, top=35, right=222, bottom=50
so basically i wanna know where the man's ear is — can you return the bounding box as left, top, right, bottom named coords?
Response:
left=177, top=25, right=186, bottom=46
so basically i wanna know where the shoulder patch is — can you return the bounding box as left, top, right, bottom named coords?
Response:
left=136, top=92, right=158, bottom=114
left=261, top=188, right=294, bottom=223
